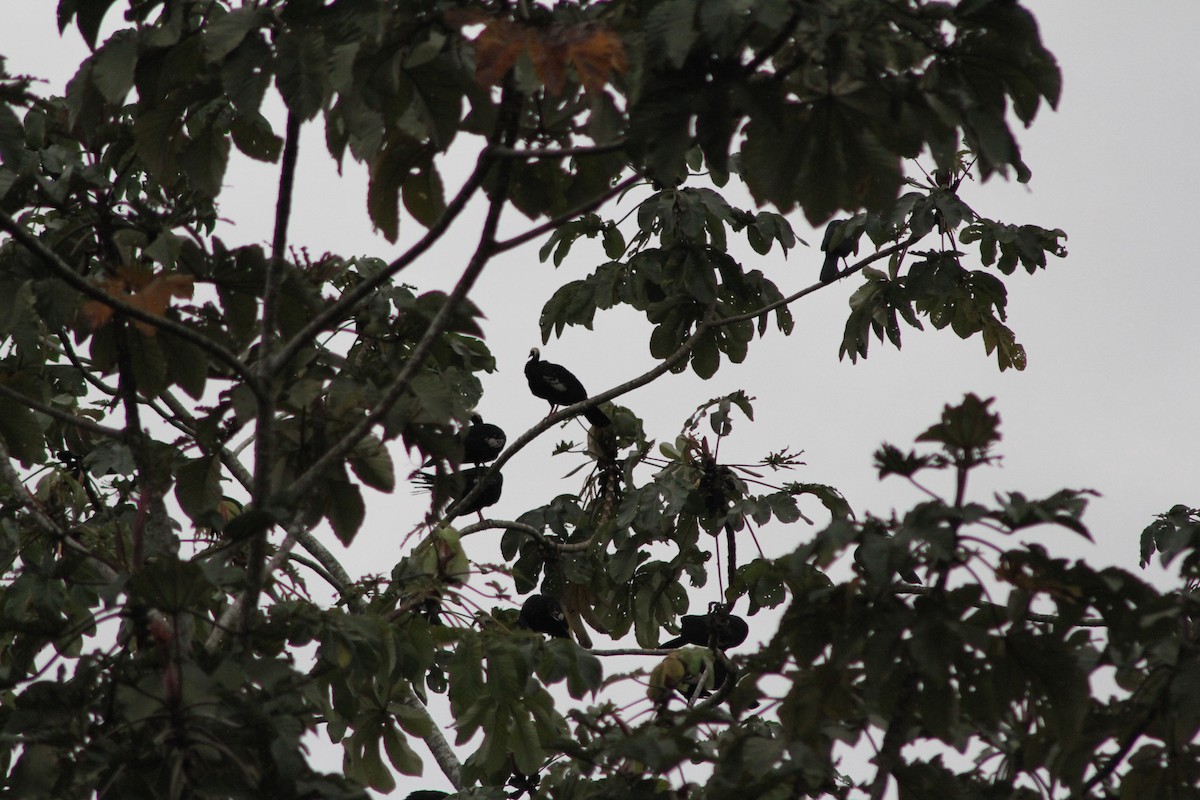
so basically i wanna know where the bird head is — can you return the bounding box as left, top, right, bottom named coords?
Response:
left=528, top=347, right=540, bottom=362
left=469, top=413, right=483, bottom=425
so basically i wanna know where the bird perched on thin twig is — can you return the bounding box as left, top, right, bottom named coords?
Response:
left=525, top=348, right=610, bottom=427
left=659, top=607, right=749, bottom=650
left=820, top=218, right=862, bottom=283
left=462, top=414, right=506, bottom=465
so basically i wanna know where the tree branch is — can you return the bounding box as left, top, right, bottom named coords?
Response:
left=266, top=148, right=493, bottom=378
left=277, top=86, right=524, bottom=509
left=489, top=141, right=628, bottom=160
left=446, top=312, right=714, bottom=521
left=156, top=389, right=255, bottom=493
left=0, top=436, right=123, bottom=575
left=0, top=209, right=261, bottom=392
left=243, top=110, right=304, bottom=634
left=457, top=519, right=591, bottom=553
left=205, top=519, right=304, bottom=651
left=709, top=234, right=921, bottom=329
left=490, top=173, right=643, bottom=255
left=868, top=672, right=918, bottom=800
left=0, top=381, right=126, bottom=441
left=286, top=528, right=464, bottom=789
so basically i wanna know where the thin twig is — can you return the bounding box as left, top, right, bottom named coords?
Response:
left=277, top=86, right=524, bottom=509
left=0, top=381, right=126, bottom=441
left=457, top=519, right=591, bottom=553
left=266, top=149, right=493, bottom=378
left=491, top=174, right=643, bottom=254
left=204, top=520, right=304, bottom=651
left=489, top=141, right=628, bottom=160
left=446, top=312, right=714, bottom=520
left=710, top=234, right=921, bottom=329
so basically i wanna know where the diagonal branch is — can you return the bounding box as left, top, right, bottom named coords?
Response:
left=710, top=233, right=921, bottom=329
left=446, top=311, right=714, bottom=521
left=0, top=380, right=126, bottom=441
left=457, top=519, right=591, bottom=553
left=266, top=151, right=493, bottom=378
left=205, top=519, right=304, bottom=651
left=491, top=173, right=643, bottom=255
left=275, top=85, right=524, bottom=509
left=0, top=209, right=261, bottom=392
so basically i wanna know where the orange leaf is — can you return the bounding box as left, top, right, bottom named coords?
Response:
left=559, top=24, right=628, bottom=97
left=473, top=19, right=627, bottom=96
left=79, top=274, right=194, bottom=335
left=474, top=19, right=532, bottom=88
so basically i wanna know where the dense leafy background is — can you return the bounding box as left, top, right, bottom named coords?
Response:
left=1, top=1, right=1198, bottom=799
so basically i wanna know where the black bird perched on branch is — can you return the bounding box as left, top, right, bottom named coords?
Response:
left=820, top=218, right=862, bottom=283
left=452, top=466, right=502, bottom=518
left=659, top=608, right=749, bottom=650
left=518, top=593, right=571, bottom=639
left=525, top=348, right=610, bottom=427
left=414, top=466, right=502, bottom=519
left=462, top=414, right=506, bottom=465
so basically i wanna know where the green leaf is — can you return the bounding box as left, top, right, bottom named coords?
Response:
left=402, top=161, right=446, bottom=229
left=158, top=331, right=208, bottom=400
left=230, top=110, right=282, bottom=162
left=175, top=455, right=223, bottom=523
left=58, top=0, right=120, bottom=50
left=368, top=131, right=427, bottom=243
left=203, top=7, right=268, bottom=64
left=349, top=435, right=395, bottom=493
left=178, top=123, right=231, bottom=198
left=646, top=0, right=697, bottom=69
left=690, top=331, right=719, bottom=378
left=0, top=103, right=24, bottom=167
left=89, top=30, right=137, bottom=104
left=0, top=394, right=47, bottom=466
left=274, top=28, right=328, bottom=121
left=327, top=480, right=365, bottom=545
left=382, top=724, right=424, bottom=777
left=127, top=557, right=215, bottom=614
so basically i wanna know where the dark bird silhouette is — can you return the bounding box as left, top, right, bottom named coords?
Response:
left=462, top=414, right=506, bottom=465
left=451, top=466, right=502, bottom=518
left=518, top=593, right=570, bottom=639
left=820, top=218, right=862, bottom=283
left=660, top=609, right=749, bottom=650
left=525, top=348, right=610, bottom=427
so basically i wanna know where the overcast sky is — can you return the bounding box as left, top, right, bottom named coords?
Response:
left=3, top=1, right=1198, bottom=793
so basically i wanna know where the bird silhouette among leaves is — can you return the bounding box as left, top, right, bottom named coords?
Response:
left=525, top=348, right=610, bottom=427
left=660, top=606, right=749, bottom=650
left=820, top=217, right=863, bottom=283
left=463, top=414, right=506, bottom=465
left=518, top=593, right=571, bottom=639
left=416, top=466, right=503, bottom=520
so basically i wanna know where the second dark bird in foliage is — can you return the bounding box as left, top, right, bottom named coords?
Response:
left=820, top=218, right=862, bottom=283
left=525, top=348, right=610, bottom=427
left=453, top=467, right=502, bottom=517
left=660, top=609, right=749, bottom=650
left=518, top=593, right=571, bottom=639
left=462, top=414, right=506, bottom=465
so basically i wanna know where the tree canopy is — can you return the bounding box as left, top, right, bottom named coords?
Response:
left=1, top=1, right=1198, bottom=798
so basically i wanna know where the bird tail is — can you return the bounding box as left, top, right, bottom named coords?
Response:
left=659, top=635, right=685, bottom=649
left=820, top=252, right=839, bottom=283
left=584, top=405, right=611, bottom=427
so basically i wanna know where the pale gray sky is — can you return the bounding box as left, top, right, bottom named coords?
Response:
left=3, top=1, right=1198, bottom=793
